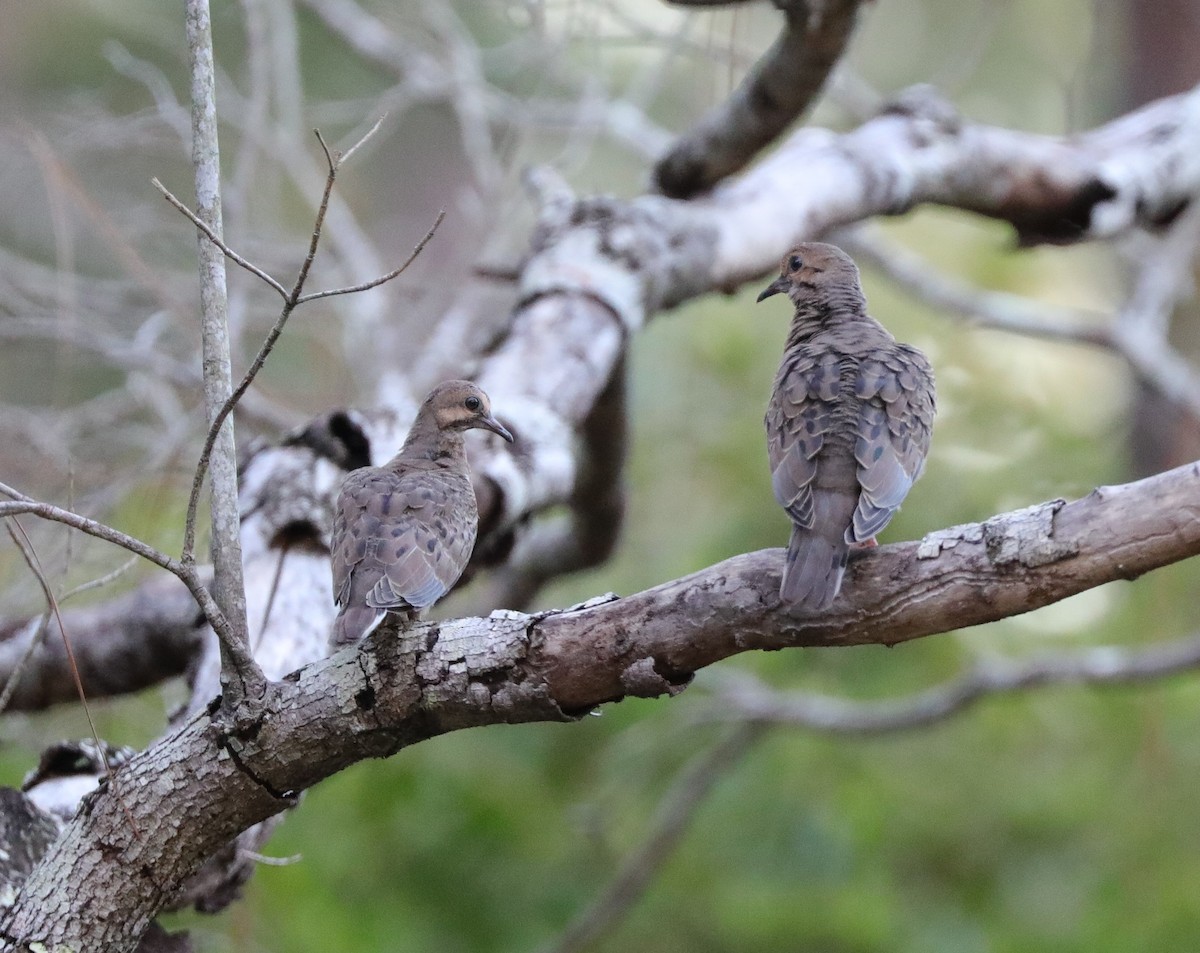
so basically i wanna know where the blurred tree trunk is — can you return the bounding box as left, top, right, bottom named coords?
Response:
left=1125, top=0, right=1200, bottom=474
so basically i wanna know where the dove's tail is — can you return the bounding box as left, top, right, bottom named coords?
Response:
left=331, top=605, right=387, bottom=647
left=780, top=524, right=849, bottom=610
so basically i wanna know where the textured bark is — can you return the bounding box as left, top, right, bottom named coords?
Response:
left=2, top=462, right=1199, bottom=949
left=186, top=0, right=253, bottom=688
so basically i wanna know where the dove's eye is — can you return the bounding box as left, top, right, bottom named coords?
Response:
left=788, top=255, right=803, bottom=271
left=464, top=396, right=482, bottom=412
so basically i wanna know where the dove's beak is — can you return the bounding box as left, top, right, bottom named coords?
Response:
left=756, top=277, right=786, bottom=303
left=480, top=414, right=515, bottom=443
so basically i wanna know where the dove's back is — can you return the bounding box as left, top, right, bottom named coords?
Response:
left=760, top=243, right=935, bottom=610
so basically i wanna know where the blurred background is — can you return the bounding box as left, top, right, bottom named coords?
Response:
left=2, top=0, right=1200, bottom=950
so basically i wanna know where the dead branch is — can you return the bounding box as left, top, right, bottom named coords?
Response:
left=654, top=0, right=866, bottom=198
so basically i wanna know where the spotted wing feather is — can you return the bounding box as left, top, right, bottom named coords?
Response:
left=851, top=345, right=936, bottom=542
left=331, top=468, right=477, bottom=642
left=766, top=349, right=843, bottom=526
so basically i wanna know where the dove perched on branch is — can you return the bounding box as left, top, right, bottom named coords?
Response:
left=329, top=380, right=514, bottom=646
left=757, top=243, right=935, bottom=610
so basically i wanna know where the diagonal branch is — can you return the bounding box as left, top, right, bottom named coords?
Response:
left=540, top=724, right=763, bottom=953
left=5, top=459, right=1200, bottom=950
left=654, top=0, right=866, bottom=198
left=0, top=482, right=237, bottom=661
left=152, top=179, right=289, bottom=298
left=840, top=226, right=1200, bottom=419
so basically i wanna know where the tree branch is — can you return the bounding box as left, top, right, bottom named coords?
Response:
left=3, top=461, right=1199, bottom=948
left=708, top=630, right=1200, bottom=733
left=540, top=724, right=763, bottom=953
left=185, top=0, right=261, bottom=705
left=655, top=0, right=866, bottom=198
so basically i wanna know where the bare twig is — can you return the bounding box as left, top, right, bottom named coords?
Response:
left=0, top=613, right=50, bottom=715
left=152, top=179, right=289, bottom=299
left=0, top=482, right=237, bottom=656
left=541, top=724, right=764, bottom=953
left=339, top=113, right=386, bottom=166
left=59, top=556, right=140, bottom=603
left=176, top=169, right=443, bottom=571
left=294, top=208, right=445, bottom=304
left=4, top=521, right=114, bottom=782
left=709, top=630, right=1200, bottom=733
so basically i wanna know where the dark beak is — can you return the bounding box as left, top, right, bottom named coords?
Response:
left=480, top=414, right=514, bottom=443
left=756, top=277, right=786, bottom=303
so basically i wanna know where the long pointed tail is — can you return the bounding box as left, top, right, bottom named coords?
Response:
left=780, top=524, right=848, bottom=610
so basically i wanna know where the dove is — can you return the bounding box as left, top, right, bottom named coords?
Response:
left=329, top=380, right=514, bottom=646
left=757, top=243, right=935, bottom=610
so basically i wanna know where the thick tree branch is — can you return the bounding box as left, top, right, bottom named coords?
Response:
left=8, top=84, right=1200, bottom=713
left=0, top=574, right=201, bottom=710
left=3, top=462, right=1198, bottom=949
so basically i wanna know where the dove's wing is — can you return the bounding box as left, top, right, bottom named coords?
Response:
left=850, top=343, right=936, bottom=542
left=332, top=469, right=478, bottom=615
left=765, top=348, right=845, bottom=528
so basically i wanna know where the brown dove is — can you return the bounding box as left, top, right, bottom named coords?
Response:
left=757, top=243, right=935, bottom=610
left=329, top=380, right=514, bottom=645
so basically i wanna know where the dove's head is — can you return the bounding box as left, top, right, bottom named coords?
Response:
left=425, top=380, right=514, bottom=442
left=756, top=242, right=864, bottom=312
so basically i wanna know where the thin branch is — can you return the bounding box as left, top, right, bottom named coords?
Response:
left=0, top=612, right=50, bottom=715
left=294, top=208, right=445, bottom=304
left=59, top=556, right=140, bottom=603
left=151, top=178, right=289, bottom=299
left=289, top=130, right=341, bottom=301
left=709, top=630, right=1200, bottom=734
left=313, top=128, right=335, bottom=174
left=185, top=0, right=259, bottom=705
left=0, top=483, right=236, bottom=653
left=4, top=521, right=115, bottom=783
left=541, top=724, right=763, bottom=953
left=339, top=113, right=386, bottom=166
left=838, top=226, right=1112, bottom=346
left=840, top=226, right=1200, bottom=419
